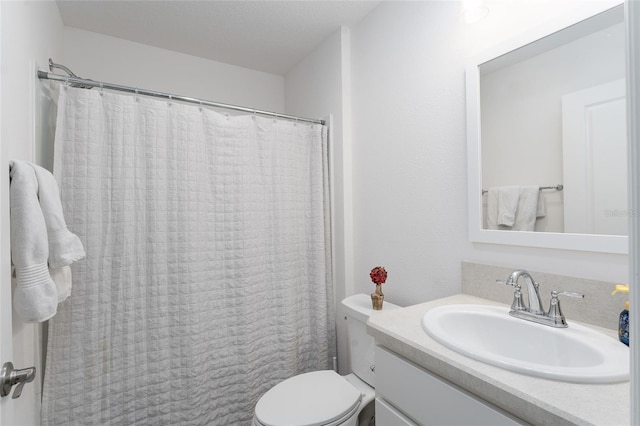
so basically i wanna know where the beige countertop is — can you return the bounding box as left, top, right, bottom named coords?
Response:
left=366, top=294, right=630, bottom=426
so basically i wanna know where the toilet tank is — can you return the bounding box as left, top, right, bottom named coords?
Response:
left=341, top=294, right=400, bottom=387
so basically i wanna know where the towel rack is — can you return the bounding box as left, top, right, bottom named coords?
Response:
left=481, top=184, right=563, bottom=195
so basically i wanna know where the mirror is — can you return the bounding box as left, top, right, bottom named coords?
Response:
left=467, top=3, right=627, bottom=253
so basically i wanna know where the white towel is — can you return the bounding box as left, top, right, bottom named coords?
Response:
left=31, top=163, right=85, bottom=302
left=513, top=185, right=541, bottom=231
left=497, top=186, right=520, bottom=227
left=486, top=187, right=499, bottom=229
left=9, top=160, right=58, bottom=322
left=31, top=164, right=85, bottom=268
left=50, top=265, right=73, bottom=303
left=536, top=190, right=546, bottom=219
left=486, top=186, right=520, bottom=229
left=9, top=160, right=85, bottom=321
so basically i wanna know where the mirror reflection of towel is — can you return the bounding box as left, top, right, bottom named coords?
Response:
left=512, top=186, right=542, bottom=231
left=487, top=186, right=520, bottom=229
left=486, top=188, right=499, bottom=229
left=486, top=185, right=545, bottom=231
left=496, top=186, right=520, bottom=227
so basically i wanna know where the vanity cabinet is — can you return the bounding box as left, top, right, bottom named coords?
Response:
left=374, top=346, right=528, bottom=426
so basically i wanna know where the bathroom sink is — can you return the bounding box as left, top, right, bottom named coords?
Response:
left=421, top=304, right=629, bottom=383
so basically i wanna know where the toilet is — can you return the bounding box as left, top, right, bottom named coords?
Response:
left=252, top=294, right=400, bottom=426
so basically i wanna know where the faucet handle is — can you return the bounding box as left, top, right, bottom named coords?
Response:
left=496, top=279, right=517, bottom=287
left=496, top=280, right=527, bottom=311
left=496, top=276, right=517, bottom=287
left=547, top=290, right=584, bottom=327
left=555, top=291, right=585, bottom=299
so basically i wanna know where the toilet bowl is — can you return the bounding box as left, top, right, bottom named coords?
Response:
left=252, top=371, right=372, bottom=426
left=252, top=294, right=400, bottom=426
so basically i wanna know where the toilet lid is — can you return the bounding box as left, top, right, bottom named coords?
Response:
left=254, top=370, right=362, bottom=426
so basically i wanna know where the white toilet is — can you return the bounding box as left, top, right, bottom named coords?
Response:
left=252, top=294, right=400, bottom=426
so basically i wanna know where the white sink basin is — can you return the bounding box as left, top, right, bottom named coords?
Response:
left=421, top=304, right=629, bottom=383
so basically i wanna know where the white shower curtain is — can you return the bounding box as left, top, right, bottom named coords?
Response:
left=42, top=86, right=334, bottom=425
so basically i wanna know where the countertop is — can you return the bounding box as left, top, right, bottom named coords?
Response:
left=366, top=294, right=630, bottom=426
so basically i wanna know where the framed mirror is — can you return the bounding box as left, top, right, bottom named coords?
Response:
left=466, top=2, right=627, bottom=253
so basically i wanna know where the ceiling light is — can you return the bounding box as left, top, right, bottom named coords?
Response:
left=461, top=0, right=489, bottom=24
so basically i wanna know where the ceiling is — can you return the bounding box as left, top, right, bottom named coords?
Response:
left=56, top=0, right=381, bottom=75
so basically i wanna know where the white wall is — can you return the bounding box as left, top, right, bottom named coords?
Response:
left=350, top=1, right=471, bottom=306
left=1, top=1, right=65, bottom=424
left=62, top=27, right=285, bottom=114
left=285, top=28, right=352, bottom=373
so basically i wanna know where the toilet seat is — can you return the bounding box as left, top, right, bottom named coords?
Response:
left=254, top=370, right=362, bottom=426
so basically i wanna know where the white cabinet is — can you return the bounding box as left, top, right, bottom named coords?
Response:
left=375, top=346, right=528, bottom=426
left=375, top=397, right=417, bottom=425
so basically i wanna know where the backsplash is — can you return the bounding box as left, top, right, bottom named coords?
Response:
left=462, top=261, right=623, bottom=330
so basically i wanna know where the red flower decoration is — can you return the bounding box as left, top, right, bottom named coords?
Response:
left=370, top=266, right=387, bottom=285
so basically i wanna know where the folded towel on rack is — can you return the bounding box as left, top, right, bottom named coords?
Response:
left=486, top=186, right=520, bottom=229
left=486, top=187, right=499, bottom=229
left=513, top=185, right=543, bottom=231
left=9, top=160, right=85, bottom=321
left=536, top=190, right=546, bottom=219
left=31, top=163, right=85, bottom=269
left=49, top=265, right=73, bottom=303
left=486, top=185, right=547, bottom=231
left=9, top=160, right=59, bottom=322
left=496, top=186, right=521, bottom=227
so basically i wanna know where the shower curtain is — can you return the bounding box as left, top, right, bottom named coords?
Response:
left=42, top=86, right=334, bottom=425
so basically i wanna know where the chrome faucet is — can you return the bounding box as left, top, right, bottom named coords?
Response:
left=504, top=270, right=544, bottom=315
left=499, top=270, right=584, bottom=328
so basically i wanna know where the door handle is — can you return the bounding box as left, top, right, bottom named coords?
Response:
left=1, top=362, right=36, bottom=399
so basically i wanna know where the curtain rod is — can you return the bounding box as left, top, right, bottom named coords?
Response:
left=37, top=61, right=325, bottom=126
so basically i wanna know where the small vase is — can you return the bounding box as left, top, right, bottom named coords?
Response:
left=371, top=284, right=384, bottom=310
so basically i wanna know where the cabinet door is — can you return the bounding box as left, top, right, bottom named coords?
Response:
left=376, top=397, right=417, bottom=426
left=375, top=346, right=527, bottom=426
